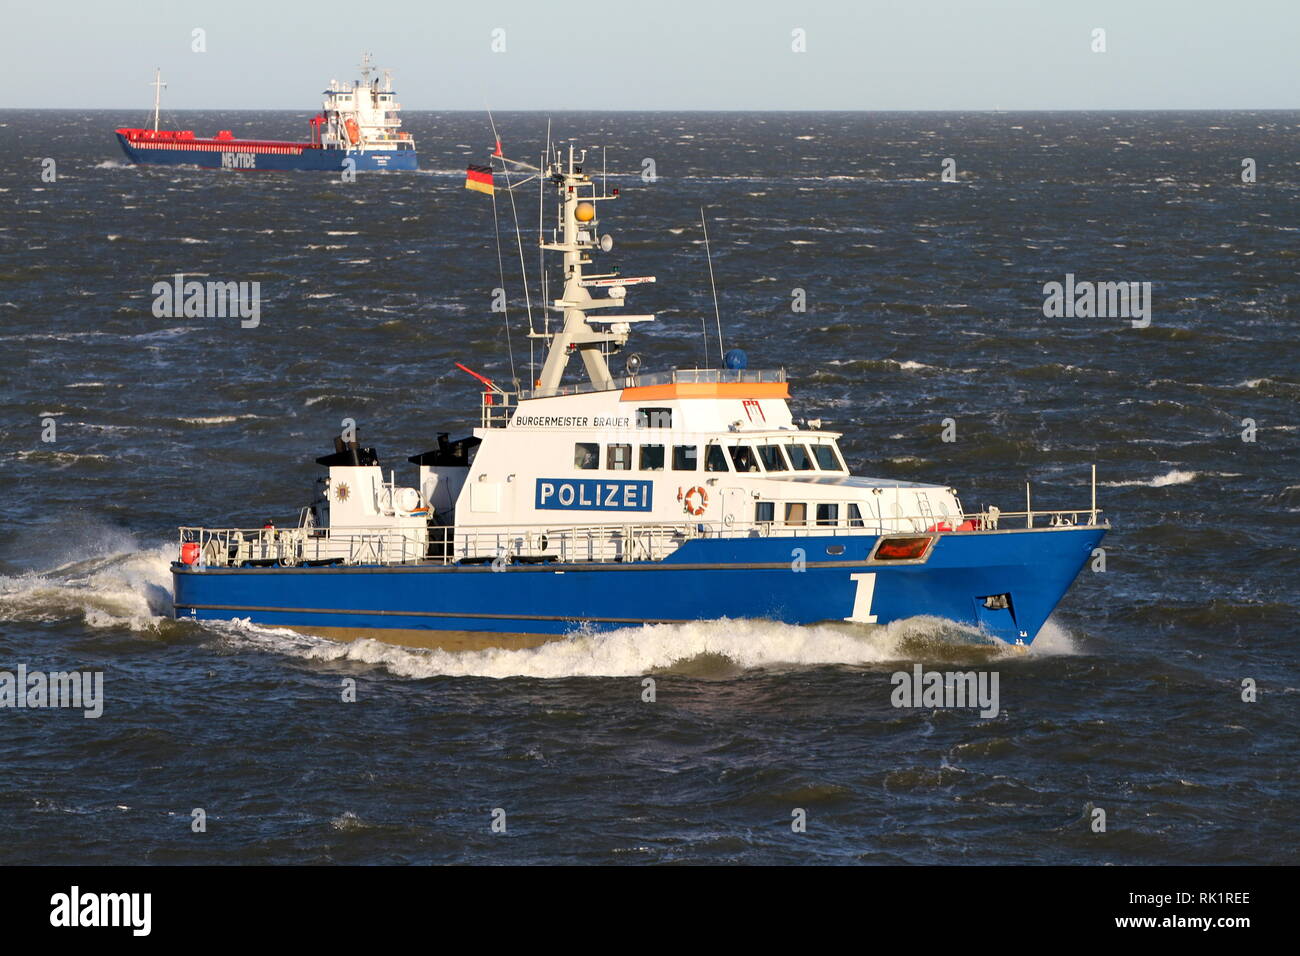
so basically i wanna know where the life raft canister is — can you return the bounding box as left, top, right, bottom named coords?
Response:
left=180, top=541, right=201, bottom=565
left=683, top=486, right=709, bottom=516
left=926, top=519, right=978, bottom=533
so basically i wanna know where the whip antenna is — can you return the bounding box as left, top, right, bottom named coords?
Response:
left=700, top=207, right=725, bottom=366
left=482, top=110, right=517, bottom=385
left=487, top=110, right=542, bottom=390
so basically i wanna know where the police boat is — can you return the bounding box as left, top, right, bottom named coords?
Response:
left=172, top=142, right=1108, bottom=650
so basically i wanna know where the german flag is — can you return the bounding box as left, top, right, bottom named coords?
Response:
left=465, top=163, right=494, bottom=195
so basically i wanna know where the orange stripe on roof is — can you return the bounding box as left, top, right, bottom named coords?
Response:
left=619, top=382, right=789, bottom=401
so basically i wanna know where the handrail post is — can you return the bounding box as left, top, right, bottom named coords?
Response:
left=1090, top=463, right=1097, bottom=526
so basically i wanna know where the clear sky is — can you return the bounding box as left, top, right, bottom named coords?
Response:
left=7, top=0, right=1298, bottom=111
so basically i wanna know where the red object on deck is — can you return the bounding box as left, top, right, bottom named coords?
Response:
left=180, top=542, right=201, bottom=565
left=115, top=127, right=323, bottom=151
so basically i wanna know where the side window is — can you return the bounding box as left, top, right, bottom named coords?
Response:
left=847, top=503, right=865, bottom=527
left=816, top=503, right=839, bottom=526
left=574, top=442, right=599, bottom=470
left=607, top=443, right=632, bottom=470
left=705, top=445, right=730, bottom=472
left=639, top=444, right=665, bottom=471
left=784, top=502, right=807, bottom=526
left=787, top=443, right=816, bottom=471
left=757, top=444, right=788, bottom=472
left=636, top=407, right=673, bottom=429
left=672, top=444, right=698, bottom=471
left=755, top=501, right=775, bottom=523
left=728, top=445, right=759, bottom=472
left=812, top=444, right=840, bottom=471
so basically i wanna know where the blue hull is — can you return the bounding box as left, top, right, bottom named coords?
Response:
left=172, top=527, right=1104, bottom=646
left=115, top=133, right=418, bottom=172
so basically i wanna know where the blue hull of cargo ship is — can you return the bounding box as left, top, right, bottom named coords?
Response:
left=115, top=133, right=418, bottom=172
left=172, top=526, right=1105, bottom=645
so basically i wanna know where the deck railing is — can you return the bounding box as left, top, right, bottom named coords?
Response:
left=178, top=506, right=1104, bottom=570
left=479, top=367, right=790, bottom=425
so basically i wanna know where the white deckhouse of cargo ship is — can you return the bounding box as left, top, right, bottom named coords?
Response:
left=173, top=141, right=1107, bottom=649
left=313, top=54, right=416, bottom=164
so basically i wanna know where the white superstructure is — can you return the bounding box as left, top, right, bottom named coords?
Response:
left=317, top=53, right=415, bottom=155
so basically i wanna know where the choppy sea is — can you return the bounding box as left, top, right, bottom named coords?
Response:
left=0, top=110, right=1297, bottom=863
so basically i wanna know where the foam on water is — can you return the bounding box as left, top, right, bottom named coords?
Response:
left=177, top=414, right=262, bottom=425
left=1102, top=468, right=1198, bottom=488
left=0, top=541, right=175, bottom=632
left=211, top=612, right=1077, bottom=681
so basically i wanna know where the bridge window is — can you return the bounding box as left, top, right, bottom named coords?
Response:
left=705, top=445, right=730, bottom=472
left=636, top=407, right=672, bottom=429
left=756, top=501, right=775, bottom=524
left=757, top=444, right=789, bottom=472
left=812, top=444, right=843, bottom=471
left=672, top=445, right=697, bottom=471
left=847, top=503, right=865, bottom=527
left=786, top=443, right=816, bottom=471
left=816, top=503, right=839, bottom=526
left=574, top=442, right=599, bottom=470
left=607, top=444, right=632, bottom=470
left=639, top=444, right=665, bottom=471
left=728, top=445, right=760, bottom=472
left=784, top=502, right=807, bottom=526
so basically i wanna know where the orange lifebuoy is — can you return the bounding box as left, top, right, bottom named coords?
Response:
left=683, top=486, right=708, bottom=516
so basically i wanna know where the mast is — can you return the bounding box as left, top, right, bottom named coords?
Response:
left=150, top=68, right=166, bottom=132
left=531, top=144, right=655, bottom=397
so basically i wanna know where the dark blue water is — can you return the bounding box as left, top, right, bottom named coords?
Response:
left=1, top=110, right=1297, bottom=863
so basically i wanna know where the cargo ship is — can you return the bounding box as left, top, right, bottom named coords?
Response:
left=171, top=138, right=1107, bottom=651
left=115, top=56, right=417, bottom=172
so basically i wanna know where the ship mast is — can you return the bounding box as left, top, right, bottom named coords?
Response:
left=149, top=68, right=166, bottom=133
left=532, top=144, right=655, bottom=397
